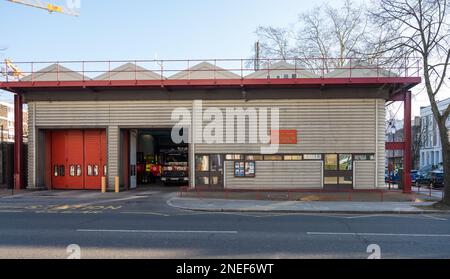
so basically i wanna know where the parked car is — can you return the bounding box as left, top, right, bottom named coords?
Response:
left=385, top=168, right=401, bottom=184
left=415, top=170, right=444, bottom=188
left=415, top=165, right=442, bottom=183
left=410, top=170, right=418, bottom=183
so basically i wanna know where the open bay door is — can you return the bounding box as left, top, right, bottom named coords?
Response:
left=130, top=129, right=137, bottom=189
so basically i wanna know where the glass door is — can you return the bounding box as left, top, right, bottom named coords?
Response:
left=323, top=154, right=353, bottom=189
left=195, top=154, right=224, bottom=188
left=209, top=155, right=224, bottom=187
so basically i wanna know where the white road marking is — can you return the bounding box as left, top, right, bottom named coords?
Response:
left=77, top=229, right=238, bottom=234
left=0, top=210, right=24, bottom=213
left=73, top=196, right=146, bottom=207
left=307, top=232, right=450, bottom=237
left=422, top=215, right=448, bottom=221
left=120, top=211, right=170, bottom=217
left=0, top=206, right=23, bottom=209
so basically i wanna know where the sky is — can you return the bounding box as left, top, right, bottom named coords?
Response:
left=0, top=0, right=447, bottom=117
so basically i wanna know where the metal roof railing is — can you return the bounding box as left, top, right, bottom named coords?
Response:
left=0, top=57, right=421, bottom=83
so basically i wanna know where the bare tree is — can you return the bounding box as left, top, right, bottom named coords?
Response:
left=370, top=0, right=450, bottom=205
left=253, top=0, right=375, bottom=73
left=255, top=26, right=293, bottom=61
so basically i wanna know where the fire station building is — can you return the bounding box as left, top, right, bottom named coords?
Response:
left=0, top=59, right=420, bottom=192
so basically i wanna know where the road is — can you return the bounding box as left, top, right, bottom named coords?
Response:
left=0, top=188, right=450, bottom=259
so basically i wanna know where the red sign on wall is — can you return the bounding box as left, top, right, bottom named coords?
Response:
left=270, top=130, right=297, bottom=144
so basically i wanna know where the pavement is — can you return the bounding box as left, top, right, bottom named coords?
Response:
left=1, top=188, right=450, bottom=258
left=0, top=187, right=446, bottom=215
left=168, top=197, right=446, bottom=214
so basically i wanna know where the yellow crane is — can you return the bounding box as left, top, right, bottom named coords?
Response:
left=6, top=0, right=80, bottom=16
left=2, top=59, right=25, bottom=79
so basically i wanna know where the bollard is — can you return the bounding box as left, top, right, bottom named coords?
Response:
left=101, top=176, right=106, bottom=193
left=115, top=176, right=119, bottom=193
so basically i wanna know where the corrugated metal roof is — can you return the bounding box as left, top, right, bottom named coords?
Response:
left=168, top=61, right=241, bottom=80
left=20, top=64, right=89, bottom=81
left=94, top=63, right=162, bottom=81
left=245, top=61, right=318, bottom=79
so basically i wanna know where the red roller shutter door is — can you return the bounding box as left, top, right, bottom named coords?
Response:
left=50, top=130, right=67, bottom=189
left=84, top=130, right=106, bottom=190
left=65, top=130, right=84, bottom=189
left=48, top=129, right=106, bottom=190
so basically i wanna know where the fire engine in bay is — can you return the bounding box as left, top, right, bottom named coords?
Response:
left=160, top=148, right=189, bottom=186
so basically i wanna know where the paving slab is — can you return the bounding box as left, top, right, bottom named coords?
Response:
left=168, top=197, right=448, bottom=214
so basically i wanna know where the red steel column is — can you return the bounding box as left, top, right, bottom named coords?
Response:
left=403, top=91, right=412, bottom=193
left=14, top=94, right=23, bottom=190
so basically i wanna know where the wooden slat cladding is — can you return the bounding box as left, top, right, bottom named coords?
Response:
left=27, top=103, right=35, bottom=188
left=107, top=126, right=119, bottom=190
left=376, top=100, right=386, bottom=188
left=33, top=100, right=192, bottom=127
left=27, top=98, right=385, bottom=189
left=225, top=161, right=323, bottom=189
left=354, top=161, right=376, bottom=189
left=197, top=99, right=379, bottom=154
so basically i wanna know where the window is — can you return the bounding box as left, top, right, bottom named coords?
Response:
left=196, top=176, right=209, bottom=185
left=284, top=155, right=303, bottom=161
left=339, top=154, right=352, bottom=171
left=304, top=154, right=322, bottom=160
left=87, top=165, right=93, bottom=176
left=263, top=155, right=283, bottom=161
left=246, top=155, right=263, bottom=161
left=69, top=165, right=75, bottom=177
left=339, top=176, right=353, bottom=185
left=210, top=155, right=223, bottom=172
left=93, top=165, right=99, bottom=176
left=104, top=165, right=107, bottom=176
left=292, top=74, right=297, bottom=78
left=76, top=165, right=82, bottom=176
left=54, top=165, right=59, bottom=177
left=325, top=154, right=338, bottom=170
left=195, top=155, right=209, bottom=171
left=354, top=154, right=375, bottom=161
left=59, top=165, right=65, bottom=176
left=225, top=154, right=243, bottom=160
left=324, top=177, right=338, bottom=185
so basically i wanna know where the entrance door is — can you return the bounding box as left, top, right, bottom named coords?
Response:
left=195, top=154, right=224, bottom=188
left=129, top=130, right=137, bottom=189
left=323, top=154, right=353, bottom=190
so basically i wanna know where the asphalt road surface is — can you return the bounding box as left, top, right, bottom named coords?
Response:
left=1, top=188, right=450, bottom=259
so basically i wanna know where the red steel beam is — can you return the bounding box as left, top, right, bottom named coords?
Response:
left=0, top=77, right=421, bottom=91
left=403, top=91, right=412, bottom=194
left=386, top=142, right=405, bottom=150
left=14, top=94, right=23, bottom=190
